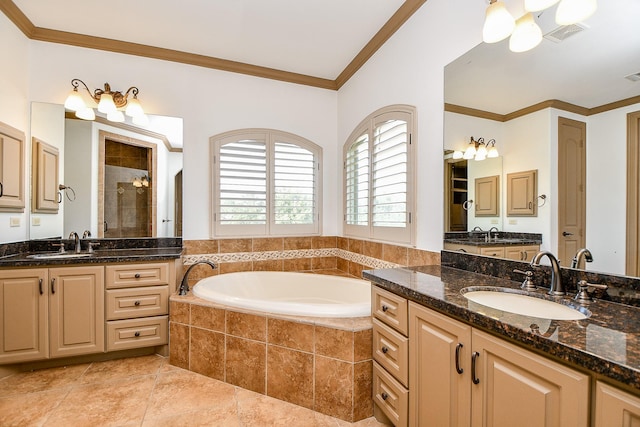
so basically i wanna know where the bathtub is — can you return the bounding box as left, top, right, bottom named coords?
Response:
left=192, top=271, right=371, bottom=318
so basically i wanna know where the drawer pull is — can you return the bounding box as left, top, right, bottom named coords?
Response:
left=134, top=273, right=141, bottom=279
left=39, top=278, right=43, bottom=295
left=381, top=346, right=389, bottom=354
left=381, top=392, right=389, bottom=401
left=381, top=305, right=389, bottom=312
left=51, top=278, right=56, bottom=294
left=455, top=343, right=464, bottom=374
left=134, top=331, right=141, bottom=337
left=134, top=300, right=141, bottom=306
left=472, top=351, right=480, bottom=384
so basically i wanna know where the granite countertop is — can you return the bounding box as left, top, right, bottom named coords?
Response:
left=0, top=247, right=183, bottom=266
left=443, top=237, right=542, bottom=247
left=363, top=265, right=640, bottom=391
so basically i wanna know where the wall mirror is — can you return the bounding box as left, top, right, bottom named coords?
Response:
left=443, top=0, right=640, bottom=276
left=28, top=102, right=183, bottom=241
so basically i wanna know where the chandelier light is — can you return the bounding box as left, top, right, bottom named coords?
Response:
left=454, top=137, right=499, bottom=161
left=64, top=79, right=148, bottom=125
left=482, top=0, right=516, bottom=43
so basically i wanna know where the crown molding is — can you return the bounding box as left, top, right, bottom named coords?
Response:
left=0, top=0, right=426, bottom=91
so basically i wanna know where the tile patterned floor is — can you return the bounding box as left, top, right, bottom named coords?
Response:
left=0, top=355, right=387, bottom=427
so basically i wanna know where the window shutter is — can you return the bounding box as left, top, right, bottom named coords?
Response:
left=345, top=133, right=369, bottom=226
left=372, top=118, right=408, bottom=228
left=218, top=139, right=267, bottom=225
left=274, top=141, right=316, bottom=225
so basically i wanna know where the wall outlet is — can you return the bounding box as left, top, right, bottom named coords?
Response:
left=509, top=219, right=518, bottom=225
left=32, top=216, right=41, bottom=226
left=9, top=217, right=20, bottom=227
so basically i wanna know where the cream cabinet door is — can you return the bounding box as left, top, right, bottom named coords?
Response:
left=0, top=122, right=26, bottom=212
left=49, top=266, right=105, bottom=358
left=504, top=245, right=540, bottom=261
left=0, top=269, right=48, bottom=363
left=471, top=329, right=588, bottom=427
left=595, top=381, right=640, bottom=427
left=409, top=302, right=472, bottom=427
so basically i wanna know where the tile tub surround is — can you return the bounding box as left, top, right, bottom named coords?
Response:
left=169, top=295, right=374, bottom=423
left=363, top=263, right=640, bottom=392
left=180, top=236, right=441, bottom=286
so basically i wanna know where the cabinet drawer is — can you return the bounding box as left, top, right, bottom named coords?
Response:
left=106, top=316, right=168, bottom=351
left=105, top=286, right=169, bottom=320
left=479, top=247, right=505, bottom=258
left=372, top=286, right=408, bottom=336
left=106, top=263, right=169, bottom=289
left=373, top=318, right=409, bottom=387
left=373, top=361, right=408, bottom=427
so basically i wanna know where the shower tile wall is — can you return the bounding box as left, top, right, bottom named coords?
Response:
left=104, top=140, right=151, bottom=237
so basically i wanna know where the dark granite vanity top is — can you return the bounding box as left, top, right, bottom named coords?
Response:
left=443, top=231, right=542, bottom=247
left=0, top=238, right=182, bottom=267
left=363, top=264, right=640, bottom=392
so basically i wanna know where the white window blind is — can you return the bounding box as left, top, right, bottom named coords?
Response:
left=343, top=106, right=415, bottom=245
left=274, top=141, right=315, bottom=225
left=373, top=119, right=408, bottom=228
left=218, top=139, right=267, bottom=225
left=212, top=130, right=321, bottom=237
left=345, top=132, right=369, bottom=226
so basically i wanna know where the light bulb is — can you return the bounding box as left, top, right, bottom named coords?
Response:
left=482, top=0, right=516, bottom=43
left=97, top=93, right=117, bottom=114
left=555, top=0, right=597, bottom=25
left=509, top=13, right=543, bottom=53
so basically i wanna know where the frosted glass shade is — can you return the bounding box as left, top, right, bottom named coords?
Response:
left=133, top=114, right=149, bottom=126
left=75, top=107, right=95, bottom=120
left=125, top=97, right=145, bottom=118
left=452, top=151, right=464, bottom=159
left=463, top=145, right=477, bottom=159
left=97, top=93, right=117, bottom=114
left=524, top=0, right=560, bottom=12
left=556, top=0, right=597, bottom=25
left=482, top=1, right=516, bottom=43
left=64, top=89, right=86, bottom=112
left=107, top=110, right=125, bottom=123
left=509, top=13, right=543, bottom=53
left=487, top=146, right=499, bottom=158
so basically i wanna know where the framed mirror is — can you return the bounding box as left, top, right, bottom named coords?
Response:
left=28, top=102, right=183, bottom=241
left=443, top=0, right=640, bottom=276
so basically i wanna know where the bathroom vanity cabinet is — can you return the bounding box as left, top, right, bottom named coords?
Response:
left=371, top=285, right=589, bottom=426
left=0, top=266, right=104, bottom=364
left=443, top=242, right=540, bottom=261
left=0, top=260, right=173, bottom=364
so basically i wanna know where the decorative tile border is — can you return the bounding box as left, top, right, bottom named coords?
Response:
left=183, top=248, right=401, bottom=270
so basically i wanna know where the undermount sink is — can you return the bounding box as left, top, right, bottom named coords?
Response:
left=461, top=287, right=590, bottom=321
left=27, top=252, right=94, bottom=260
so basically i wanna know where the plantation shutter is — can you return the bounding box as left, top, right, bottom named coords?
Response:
left=216, top=136, right=268, bottom=236
left=273, top=141, right=316, bottom=225
left=345, top=132, right=369, bottom=226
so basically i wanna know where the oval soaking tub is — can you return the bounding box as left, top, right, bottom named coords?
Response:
left=192, top=271, right=371, bottom=318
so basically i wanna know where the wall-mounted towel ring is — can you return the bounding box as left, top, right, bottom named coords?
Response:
left=58, top=184, right=76, bottom=203
left=462, top=200, right=474, bottom=211
left=537, top=194, right=547, bottom=207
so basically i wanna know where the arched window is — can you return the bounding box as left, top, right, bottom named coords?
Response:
left=211, top=129, right=322, bottom=237
left=344, top=105, right=416, bottom=245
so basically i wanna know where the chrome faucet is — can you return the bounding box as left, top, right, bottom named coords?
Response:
left=69, top=231, right=81, bottom=254
left=571, top=248, right=593, bottom=269
left=488, top=226, right=499, bottom=241
left=530, top=251, right=565, bottom=296
left=178, top=260, right=216, bottom=296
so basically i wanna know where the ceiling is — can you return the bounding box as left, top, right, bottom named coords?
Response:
left=3, top=0, right=421, bottom=90
left=445, top=0, right=640, bottom=116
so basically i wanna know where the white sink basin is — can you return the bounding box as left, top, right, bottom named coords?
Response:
left=461, top=287, right=589, bottom=320
left=27, top=253, right=93, bottom=260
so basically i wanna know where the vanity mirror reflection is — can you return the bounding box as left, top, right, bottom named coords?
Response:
left=443, top=0, right=640, bottom=276
left=28, top=102, right=183, bottom=242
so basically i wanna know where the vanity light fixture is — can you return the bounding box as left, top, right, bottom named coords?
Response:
left=64, top=79, right=148, bottom=125
left=132, top=175, right=150, bottom=188
left=454, top=137, right=499, bottom=161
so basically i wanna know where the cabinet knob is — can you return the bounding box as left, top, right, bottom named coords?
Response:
left=381, top=346, right=389, bottom=354
left=134, top=273, right=141, bottom=279
left=381, top=305, right=389, bottom=312
left=381, top=392, right=389, bottom=401
left=134, top=331, right=141, bottom=337
left=134, top=300, right=141, bottom=306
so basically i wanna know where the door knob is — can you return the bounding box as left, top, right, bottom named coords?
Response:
left=562, top=231, right=573, bottom=236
